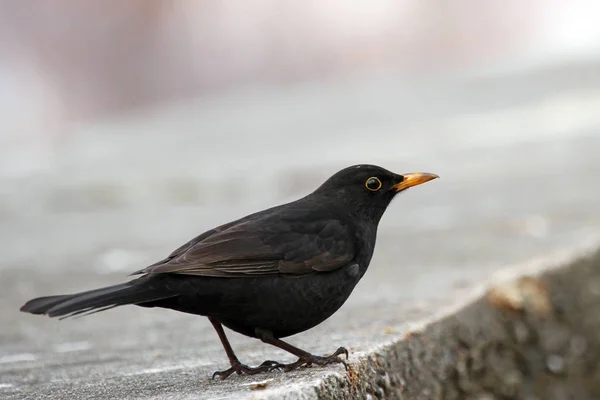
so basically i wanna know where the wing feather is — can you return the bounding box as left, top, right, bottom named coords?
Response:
left=133, top=214, right=355, bottom=278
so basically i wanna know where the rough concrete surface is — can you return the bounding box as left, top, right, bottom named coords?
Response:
left=307, top=245, right=600, bottom=399
left=2, top=58, right=600, bottom=399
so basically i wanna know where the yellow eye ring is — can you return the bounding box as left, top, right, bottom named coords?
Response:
left=365, top=177, right=382, bottom=191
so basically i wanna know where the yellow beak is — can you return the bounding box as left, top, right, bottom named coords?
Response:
left=391, top=172, right=439, bottom=192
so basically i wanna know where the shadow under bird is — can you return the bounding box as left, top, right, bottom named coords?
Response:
left=21, top=164, right=438, bottom=379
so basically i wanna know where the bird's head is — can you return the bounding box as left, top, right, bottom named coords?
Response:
left=312, top=164, right=438, bottom=222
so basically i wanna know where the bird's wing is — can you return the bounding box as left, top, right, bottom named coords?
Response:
left=132, top=216, right=355, bottom=277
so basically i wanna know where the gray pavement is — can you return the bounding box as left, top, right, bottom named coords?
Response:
left=2, top=59, right=600, bottom=399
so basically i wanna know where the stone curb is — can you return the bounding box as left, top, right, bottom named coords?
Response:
left=262, top=242, right=600, bottom=399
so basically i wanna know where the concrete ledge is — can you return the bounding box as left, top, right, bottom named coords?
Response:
left=273, top=245, right=600, bottom=399
left=5, top=244, right=600, bottom=399
left=5, top=246, right=600, bottom=400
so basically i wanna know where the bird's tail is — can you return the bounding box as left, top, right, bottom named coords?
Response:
left=20, top=278, right=176, bottom=319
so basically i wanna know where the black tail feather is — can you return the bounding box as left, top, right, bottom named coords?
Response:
left=20, top=294, right=74, bottom=315
left=20, top=280, right=176, bottom=319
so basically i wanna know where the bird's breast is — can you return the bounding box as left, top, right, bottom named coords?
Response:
left=188, top=263, right=362, bottom=338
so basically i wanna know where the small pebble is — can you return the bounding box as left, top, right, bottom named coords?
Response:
left=249, top=382, right=269, bottom=390
left=546, top=354, right=565, bottom=374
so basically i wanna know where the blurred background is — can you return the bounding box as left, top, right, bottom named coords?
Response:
left=2, top=0, right=600, bottom=174
left=2, top=0, right=600, bottom=300
left=2, top=1, right=600, bottom=394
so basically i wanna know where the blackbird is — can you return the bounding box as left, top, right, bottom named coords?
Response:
left=21, top=164, right=438, bottom=379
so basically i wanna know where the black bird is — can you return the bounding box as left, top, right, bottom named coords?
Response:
left=20, top=165, right=438, bottom=379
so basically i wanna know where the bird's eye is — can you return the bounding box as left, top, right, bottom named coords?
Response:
left=365, top=177, right=382, bottom=191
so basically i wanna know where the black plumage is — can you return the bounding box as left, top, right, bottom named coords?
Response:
left=21, top=164, right=438, bottom=379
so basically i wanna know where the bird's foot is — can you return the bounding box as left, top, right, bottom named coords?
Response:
left=269, top=347, right=349, bottom=372
left=212, top=360, right=281, bottom=380
left=211, top=348, right=349, bottom=379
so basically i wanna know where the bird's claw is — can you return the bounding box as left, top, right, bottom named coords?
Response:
left=275, top=347, right=350, bottom=372
left=212, top=361, right=274, bottom=380
left=333, top=346, right=349, bottom=360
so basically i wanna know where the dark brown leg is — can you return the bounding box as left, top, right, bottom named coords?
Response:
left=257, top=329, right=349, bottom=372
left=209, top=318, right=279, bottom=379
